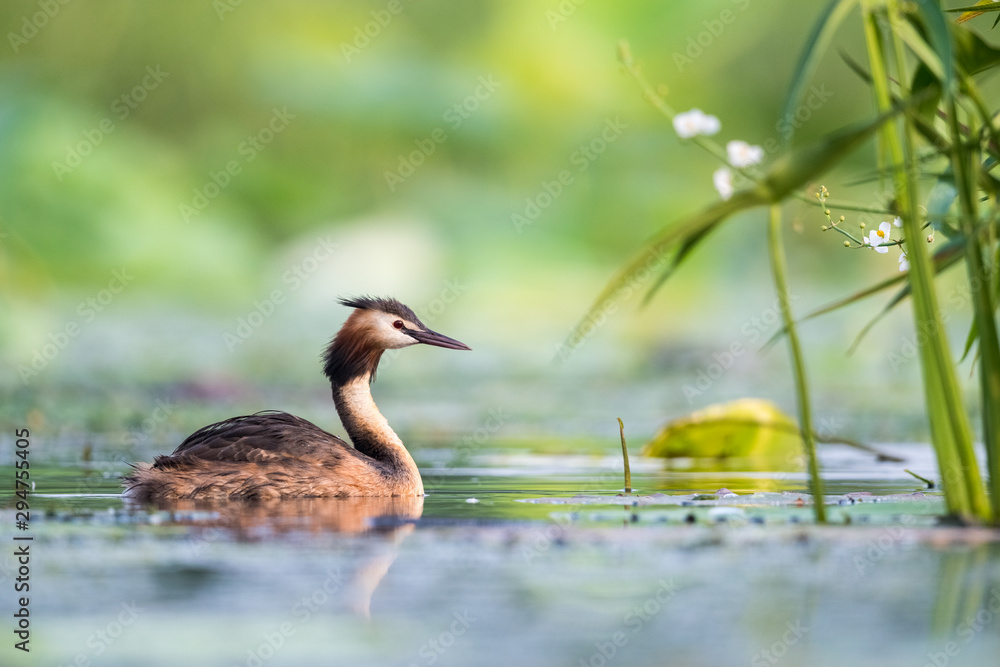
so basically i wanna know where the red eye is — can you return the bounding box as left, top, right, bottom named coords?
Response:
left=393, top=320, right=404, bottom=329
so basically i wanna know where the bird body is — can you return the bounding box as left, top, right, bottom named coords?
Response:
left=124, top=296, right=469, bottom=503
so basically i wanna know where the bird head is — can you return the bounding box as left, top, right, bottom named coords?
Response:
left=323, top=296, right=470, bottom=385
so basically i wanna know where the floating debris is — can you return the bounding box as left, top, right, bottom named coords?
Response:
left=517, top=491, right=941, bottom=508
left=707, top=507, right=745, bottom=522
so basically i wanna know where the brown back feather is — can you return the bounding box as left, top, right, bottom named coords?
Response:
left=158, top=410, right=385, bottom=471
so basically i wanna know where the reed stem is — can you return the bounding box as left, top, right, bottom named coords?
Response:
left=862, top=1, right=985, bottom=520
left=618, top=418, right=632, bottom=494
left=947, top=96, right=1000, bottom=524
left=767, top=204, right=826, bottom=523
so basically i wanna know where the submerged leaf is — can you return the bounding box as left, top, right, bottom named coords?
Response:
left=643, top=399, right=804, bottom=470
left=643, top=398, right=902, bottom=471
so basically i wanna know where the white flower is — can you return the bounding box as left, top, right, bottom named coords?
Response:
left=898, top=251, right=909, bottom=272
left=892, top=216, right=902, bottom=228
left=713, top=168, right=734, bottom=201
left=866, top=221, right=892, bottom=253
left=673, top=109, right=721, bottom=139
left=726, top=140, right=764, bottom=168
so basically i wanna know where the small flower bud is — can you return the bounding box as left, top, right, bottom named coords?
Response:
left=824, top=209, right=831, bottom=216
left=927, top=234, right=934, bottom=243
left=839, top=215, right=845, bottom=222
left=859, top=222, right=866, bottom=229
left=821, top=225, right=828, bottom=231
left=843, top=241, right=850, bottom=247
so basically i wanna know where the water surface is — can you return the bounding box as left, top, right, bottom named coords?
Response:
left=1, top=443, right=999, bottom=667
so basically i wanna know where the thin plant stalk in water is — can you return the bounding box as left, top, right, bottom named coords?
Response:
left=618, top=418, right=632, bottom=495
left=767, top=204, right=826, bottom=523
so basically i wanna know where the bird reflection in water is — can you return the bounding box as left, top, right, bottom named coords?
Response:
left=142, top=495, right=424, bottom=618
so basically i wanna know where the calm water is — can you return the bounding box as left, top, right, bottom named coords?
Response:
left=1, top=443, right=999, bottom=667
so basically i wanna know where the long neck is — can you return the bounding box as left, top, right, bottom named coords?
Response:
left=331, top=376, right=422, bottom=492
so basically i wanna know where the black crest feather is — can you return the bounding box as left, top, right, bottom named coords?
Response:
left=337, top=296, right=425, bottom=328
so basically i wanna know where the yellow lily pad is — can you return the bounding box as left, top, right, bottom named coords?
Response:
left=643, top=399, right=804, bottom=470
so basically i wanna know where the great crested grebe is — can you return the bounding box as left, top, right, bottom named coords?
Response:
left=124, top=296, right=470, bottom=502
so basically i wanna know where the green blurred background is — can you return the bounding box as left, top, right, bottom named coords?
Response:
left=0, top=0, right=990, bottom=451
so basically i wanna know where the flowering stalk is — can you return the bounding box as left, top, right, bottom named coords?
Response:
left=617, top=41, right=729, bottom=165
left=617, top=40, right=764, bottom=196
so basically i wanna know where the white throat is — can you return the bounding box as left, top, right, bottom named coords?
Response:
left=334, top=377, right=422, bottom=494
left=337, top=377, right=404, bottom=448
